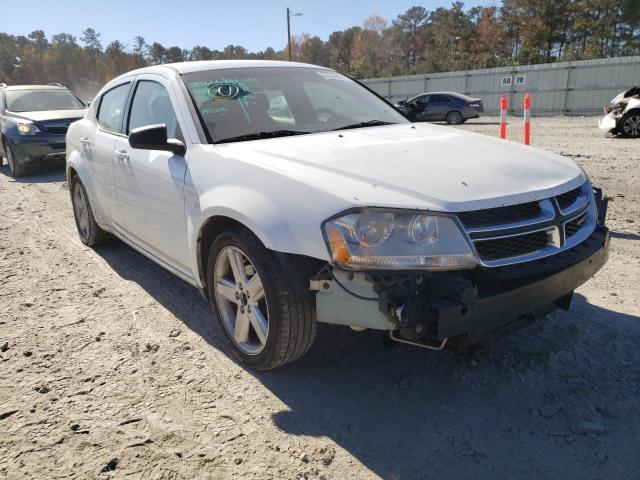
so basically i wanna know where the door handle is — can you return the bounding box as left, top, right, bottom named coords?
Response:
left=80, top=137, right=91, bottom=146
left=115, top=150, right=129, bottom=163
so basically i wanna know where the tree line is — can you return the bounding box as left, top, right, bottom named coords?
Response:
left=1, top=1, right=638, bottom=99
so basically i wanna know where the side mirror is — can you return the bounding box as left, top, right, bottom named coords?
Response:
left=397, top=100, right=406, bottom=106
left=129, top=124, right=186, bottom=156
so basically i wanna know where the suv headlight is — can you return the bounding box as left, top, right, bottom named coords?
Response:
left=17, top=122, right=42, bottom=136
left=323, top=209, right=478, bottom=270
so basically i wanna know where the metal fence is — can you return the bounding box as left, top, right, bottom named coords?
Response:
left=362, top=56, right=640, bottom=116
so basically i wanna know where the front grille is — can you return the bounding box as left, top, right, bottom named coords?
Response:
left=458, top=201, right=542, bottom=228
left=457, top=182, right=594, bottom=266
left=475, top=231, right=549, bottom=261
left=565, top=213, right=587, bottom=238
left=41, top=120, right=78, bottom=135
left=556, top=187, right=581, bottom=210
left=45, top=126, right=68, bottom=135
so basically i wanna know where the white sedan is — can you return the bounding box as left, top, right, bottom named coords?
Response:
left=67, top=60, right=610, bottom=370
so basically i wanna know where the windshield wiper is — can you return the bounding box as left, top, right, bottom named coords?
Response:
left=332, top=120, right=397, bottom=131
left=214, top=130, right=310, bottom=144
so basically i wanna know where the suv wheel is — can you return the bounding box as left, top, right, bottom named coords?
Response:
left=446, top=111, right=464, bottom=125
left=6, top=143, right=30, bottom=177
left=70, top=176, right=110, bottom=246
left=620, top=112, right=640, bottom=138
left=207, top=227, right=317, bottom=370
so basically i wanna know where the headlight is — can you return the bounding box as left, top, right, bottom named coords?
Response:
left=323, top=209, right=478, bottom=270
left=17, top=122, right=42, bottom=136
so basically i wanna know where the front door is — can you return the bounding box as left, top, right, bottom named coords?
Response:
left=112, top=76, right=190, bottom=272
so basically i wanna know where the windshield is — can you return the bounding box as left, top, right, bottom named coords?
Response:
left=182, top=67, right=407, bottom=143
left=5, top=89, right=85, bottom=112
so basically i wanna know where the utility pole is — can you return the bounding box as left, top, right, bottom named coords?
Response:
left=451, top=36, right=461, bottom=70
left=287, top=7, right=292, bottom=61
left=287, top=7, right=302, bottom=62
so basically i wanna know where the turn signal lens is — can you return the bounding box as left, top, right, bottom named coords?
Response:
left=327, top=226, right=351, bottom=264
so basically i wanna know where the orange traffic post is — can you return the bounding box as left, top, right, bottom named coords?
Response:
left=523, top=93, right=531, bottom=145
left=500, top=95, right=507, bottom=139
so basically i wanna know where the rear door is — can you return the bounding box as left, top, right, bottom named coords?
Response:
left=426, top=95, right=450, bottom=121
left=90, top=81, right=133, bottom=220
left=112, top=75, right=190, bottom=272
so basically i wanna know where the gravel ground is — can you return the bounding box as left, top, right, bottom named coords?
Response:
left=0, top=116, right=638, bottom=479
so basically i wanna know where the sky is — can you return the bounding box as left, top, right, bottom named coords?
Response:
left=0, top=0, right=495, bottom=53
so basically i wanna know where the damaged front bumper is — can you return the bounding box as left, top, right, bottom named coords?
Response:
left=313, top=191, right=610, bottom=350
left=598, top=112, right=618, bottom=136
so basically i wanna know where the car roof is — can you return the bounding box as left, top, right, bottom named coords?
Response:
left=108, top=60, right=332, bottom=82
left=410, top=91, right=476, bottom=101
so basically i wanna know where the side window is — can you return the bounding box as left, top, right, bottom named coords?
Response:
left=97, top=83, right=130, bottom=133
left=429, top=95, right=450, bottom=104
left=128, top=81, right=181, bottom=139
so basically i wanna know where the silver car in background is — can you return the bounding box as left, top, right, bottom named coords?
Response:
left=599, top=86, right=640, bottom=138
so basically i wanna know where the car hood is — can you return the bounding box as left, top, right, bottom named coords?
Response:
left=7, top=109, right=86, bottom=123
left=216, top=123, right=586, bottom=212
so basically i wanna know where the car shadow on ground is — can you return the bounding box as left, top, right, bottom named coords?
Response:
left=611, top=230, right=640, bottom=241
left=94, top=241, right=640, bottom=479
left=0, top=163, right=66, bottom=183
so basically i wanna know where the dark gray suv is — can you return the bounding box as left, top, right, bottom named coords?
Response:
left=0, top=83, right=86, bottom=177
left=397, top=92, right=483, bottom=125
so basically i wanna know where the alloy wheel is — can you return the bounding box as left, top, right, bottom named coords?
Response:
left=622, top=114, right=640, bottom=137
left=213, top=246, right=269, bottom=355
left=447, top=111, right=463, bottom=124
left=73, top=182, right=90, bottom=240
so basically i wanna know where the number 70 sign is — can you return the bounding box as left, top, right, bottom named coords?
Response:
left=501, top=75, right=526, bottom=87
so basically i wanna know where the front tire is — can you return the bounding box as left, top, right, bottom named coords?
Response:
left=70, top=176, right=110, bottom=247
left=619, top=112, right=640, bottom=138
left=446, top=111, right=464, bottom=125
left=206, top=227, right=317, bottom=370
left=6, top=143, right=30, bottom=177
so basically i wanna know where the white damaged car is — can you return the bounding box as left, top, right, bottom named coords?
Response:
left=599, top=86, right=640, bottom=138
left=66, top=61, right=610, bottom=370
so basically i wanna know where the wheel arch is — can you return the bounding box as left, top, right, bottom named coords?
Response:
left=195, top=214, right=275, bottom=294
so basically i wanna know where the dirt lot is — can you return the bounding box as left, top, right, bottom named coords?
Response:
left=0, top=116, right=638, bottom=479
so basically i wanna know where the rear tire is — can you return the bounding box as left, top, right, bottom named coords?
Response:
left=6, top=143, right=30, bottom=177
left=619, top=112, right=640, bottom=138
left=446, top=111, right=464, bottom=125
left=206, top=227, right=317, bottom=370
left=69, top=175, right=110, bottom=247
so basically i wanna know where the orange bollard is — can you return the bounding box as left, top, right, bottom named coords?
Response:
left=500, top=95, right=507, bottom=139
left=523, top=93, right=531, bottom=145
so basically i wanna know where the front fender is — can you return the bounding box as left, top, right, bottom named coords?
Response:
left=186, top=182, right=325, bottom=287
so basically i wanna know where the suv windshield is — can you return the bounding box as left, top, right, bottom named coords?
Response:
left=5, top=89, right=85, bottom=112
left=182, top=67, right=407, bottom=143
